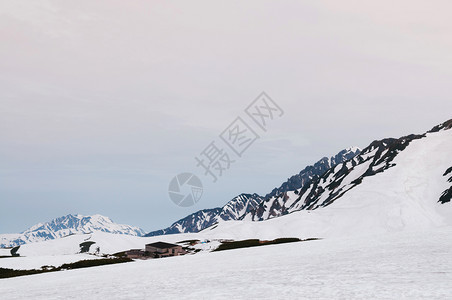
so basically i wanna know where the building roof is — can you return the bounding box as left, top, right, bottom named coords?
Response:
left=145, top=241, right=180, bottom=249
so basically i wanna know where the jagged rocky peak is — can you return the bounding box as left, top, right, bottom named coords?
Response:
left=144, top=208, right=222, bottom=237
left=145, top=193, right=264, bottom=237
left=264, top=147, right=361, bottom=200
left=219, top=193, right=263, bottom=221
left=428, top=118, right=452, bottom=133
left=145, top=148, right=362, bottom=237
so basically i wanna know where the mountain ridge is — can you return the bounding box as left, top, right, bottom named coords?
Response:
left=146, top=118, right=452, bottom=236
left=0, top=214, right=145, bottom=248
left=145, top=147, right=361, bottom=237
left=145, top=193, right=264, bottom=237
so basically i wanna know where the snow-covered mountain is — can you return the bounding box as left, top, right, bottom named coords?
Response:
left=146, top=119, right=451, bottom=237
left=0, top=214, right=145, bottom=247
left=264, top=147, right=361, bottom=200
left=145, top=147, right=360, bottom=237
left=248, top=135, right=424, bottom=220
left=145, top=193, right=263, bottom=237
left=145, top=208, right=221, bottom=237
left=246, top=119, right=452, bottom=221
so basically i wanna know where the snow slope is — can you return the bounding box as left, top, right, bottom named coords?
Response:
left=205, top=128, right=452, bottom=239
left=1, top=228, right=451, bottom=299
left=0, top=254, right=102, bottom=271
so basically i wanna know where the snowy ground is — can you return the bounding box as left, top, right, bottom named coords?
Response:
left=1, top=227, right=451, bottom=299
left=0, top=254, right=102, bottom=270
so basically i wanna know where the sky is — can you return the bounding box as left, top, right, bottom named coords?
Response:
left=1, top=0, right=452, bottom=233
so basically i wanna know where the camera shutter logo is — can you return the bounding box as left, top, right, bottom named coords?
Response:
left=168, top=173, right=203, bottom=207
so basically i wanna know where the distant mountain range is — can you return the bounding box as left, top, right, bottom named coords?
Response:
left=0, top=214, right=145, bottom=248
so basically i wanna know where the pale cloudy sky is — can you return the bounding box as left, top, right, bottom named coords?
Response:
left=1, top=0, right=451, bottom=233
